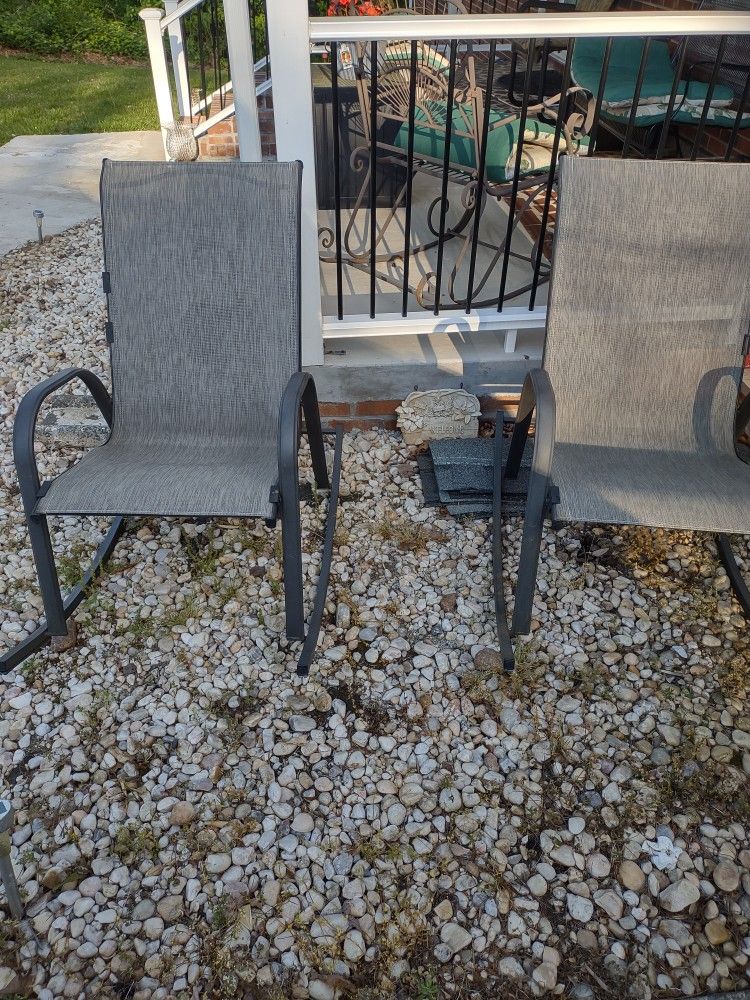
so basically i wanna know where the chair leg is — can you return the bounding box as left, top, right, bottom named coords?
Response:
left=280, top=496, right=305, bottom=643
left=492, top=416, right=516, bottom=671
left=716, top=533, right=750, bottom=618
left=510, top=478, right=547, bottom=637
left=26, top=513, right=67, bottom=636
left=301, top=379, right=330, bottom=492
left=295, top=428, right=343, bottom=677
left=1, top=516, right=125, bottom=674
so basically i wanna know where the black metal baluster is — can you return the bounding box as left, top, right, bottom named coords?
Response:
left=466, top=38, right=496, bottom=313
left=401, top=40, right=418, bottom=319
left=691, top=36, right=727, bottom=160
left=725, top=66, right=750, bottom=160
left=215, top=0, right=225, bottom=110
left=622, top=36, right=651, bottom=158
left=263, top=0, right=271, bottom=79
left=497, top=38, right=536, bottom=312
left=587, top=36, right=612, bottom=156
left=434, top=39, right=459, bottom=316
left=530, top=39, right=573, bottom=310
left=196, top=7, right=210, bottom=121
left=209, top=0, right=221, bottom=109
left=656, top=36, right=688, bottom=160
left=331, top=42, right=344, bottom=321
left=369, top=40, right=378, bottom=320
left=250, top=0, right=257, bottom=63
left=182, top=13, right=194, bottom=124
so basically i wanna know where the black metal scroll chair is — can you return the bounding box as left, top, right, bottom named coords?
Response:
left=0, top=160, right=342, bottom=678
left=493, top=157, right=750, bottom=669
left=325, top=26, right=589, bottom=310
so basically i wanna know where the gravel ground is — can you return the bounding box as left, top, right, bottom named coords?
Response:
left=1, top=223, right=749, bottom=1000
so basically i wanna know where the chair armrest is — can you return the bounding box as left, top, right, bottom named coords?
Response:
left=13, top=368, right=113, bottom=514
left=278, top=372, right=330, bottom=496
left=505, top=368, right=556, bottom=482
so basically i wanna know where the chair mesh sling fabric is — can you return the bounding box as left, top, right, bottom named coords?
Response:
left=1, top=160, right=342, bottom=677
left=493, top=157, right=750, bottom=668
left=41, top=162, right=299, bottom=519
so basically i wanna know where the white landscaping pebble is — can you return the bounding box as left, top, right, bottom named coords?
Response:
left=0, top=222, right=749, bottom=999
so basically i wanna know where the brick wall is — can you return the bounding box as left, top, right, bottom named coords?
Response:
left=318, top=394, right=521, bottom=432
left=196, top=69, right=276, bottom=160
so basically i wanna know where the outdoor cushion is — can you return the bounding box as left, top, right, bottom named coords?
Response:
left=571, top=36, right=734, bottom=108
left=392, top=108, right=588, bottom=182
left=381, top=40, right=451, bottom=74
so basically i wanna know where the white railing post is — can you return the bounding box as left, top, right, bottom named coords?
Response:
left=266, top=0, right=324, bottom=366
left=140, top=8, right=174, bottom=157
left=223, top=0, right=263, bottom=162
left=163, top=0, right=191, bottom=119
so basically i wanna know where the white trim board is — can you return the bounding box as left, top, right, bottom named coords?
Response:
left=322, top=305, right=547, bottom=353
left=309, top=10, right=750, bottom=43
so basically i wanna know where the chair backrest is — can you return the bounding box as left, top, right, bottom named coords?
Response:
left=544, top=157, right=750, bottom=456
left=100, top=160, right=301, bottom=449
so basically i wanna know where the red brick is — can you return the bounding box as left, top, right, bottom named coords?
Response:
left=354, top=399, right=401, bottom=416
left=319, top=402, right=351, bottom=417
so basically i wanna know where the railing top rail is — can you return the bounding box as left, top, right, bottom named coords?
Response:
left=309, top=10, right=750, bottom=42
left=158, top=0, right=205, bottom=30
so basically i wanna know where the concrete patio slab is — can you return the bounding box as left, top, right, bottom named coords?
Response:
left=0, top=131, right=164, bottom=256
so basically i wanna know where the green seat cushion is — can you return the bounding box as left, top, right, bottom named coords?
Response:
left=392, top=106, right=588, bottom=183
left=571, top=36, right=734, bottom=108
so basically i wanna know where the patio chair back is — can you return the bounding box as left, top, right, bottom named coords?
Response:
left=100, top=160, right=301, bottom=452
left=545, top=157, right=750, bottom=456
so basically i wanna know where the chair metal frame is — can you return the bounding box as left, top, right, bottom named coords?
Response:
left=494, top=354, right=750, bottom=669
left=1, top=169, right=343, bottom=679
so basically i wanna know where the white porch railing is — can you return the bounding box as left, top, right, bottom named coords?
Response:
left=140, top=3, right=750, bottom=364
left=266, top=4, right=750, bottom=364
left=140, top=0, right=268, bottom=160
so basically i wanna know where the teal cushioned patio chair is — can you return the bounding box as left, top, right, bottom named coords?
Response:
left=571, top=36, right=750, bottom=152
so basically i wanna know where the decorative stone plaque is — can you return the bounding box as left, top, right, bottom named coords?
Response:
left=396, top=388, right=481, bottom=446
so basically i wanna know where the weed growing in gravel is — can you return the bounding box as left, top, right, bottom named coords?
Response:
left=409, top=972, right=439, bottom=1000
left=502, top=641, right=543, bottom=699
left=112, top=822, right=159, bottom=863
left=713, top=647, right=750, bottom=699
left=651, top=743, right=750, bottom=826
left=181, top=527, right=222, bottom=578
left=376, top=517, right=449, bottom=552
left=81, top=688, right=114, bottom=737
left=116, top=593, right=202, bottom=646
left=19, top=656, right=43, bottom=687
left=56, top=540, right=94, bottom=588
left=209, top=689, right=258, bottom=749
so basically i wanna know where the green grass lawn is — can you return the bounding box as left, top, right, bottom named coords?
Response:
left=0, top=53, right=158, bottom=146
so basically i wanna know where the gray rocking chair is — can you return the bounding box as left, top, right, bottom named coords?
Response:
left=0, top=160, right=342, bottom=678
left=494, top=157, right=750, bottom=668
